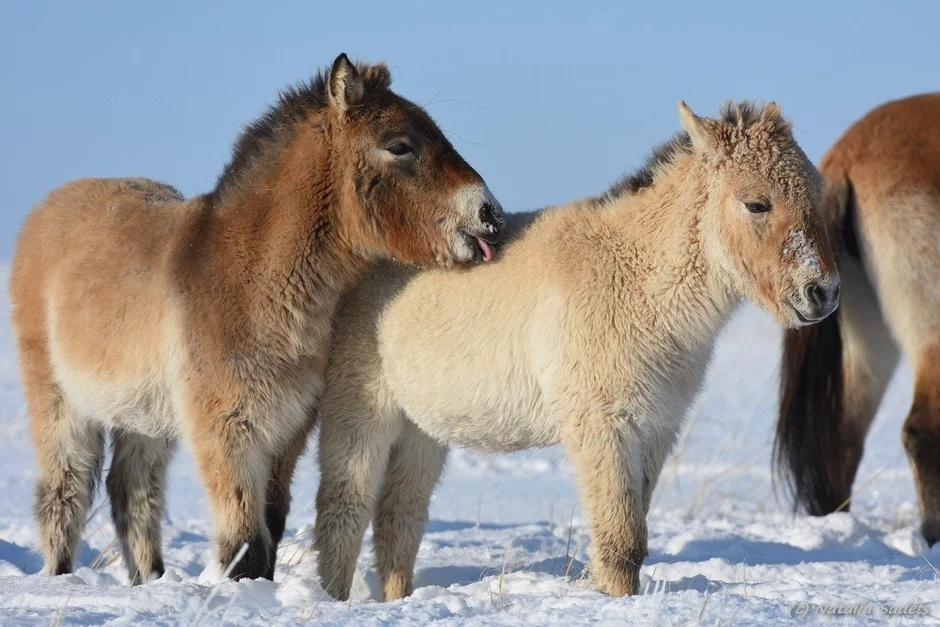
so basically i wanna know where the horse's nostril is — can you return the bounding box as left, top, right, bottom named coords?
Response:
left=803, top=282, right=824, bottom=308
left=479, top=202, right=499, bottom=228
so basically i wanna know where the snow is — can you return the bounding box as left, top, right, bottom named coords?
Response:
left=0, top=263, right=938, bottom=625
left=783, top=228, right=822, bottom=272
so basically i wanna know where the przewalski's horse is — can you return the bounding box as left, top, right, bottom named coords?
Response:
left=10, top=53, right=504, bottom=584
left=775, top=93, right=940, bottom=544
left=313, top=101, right=840, bottom=600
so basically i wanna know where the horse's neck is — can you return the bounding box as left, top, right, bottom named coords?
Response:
left=606, top=168, right=739, bottom=338
left=206, top=179, right=368, bottom=348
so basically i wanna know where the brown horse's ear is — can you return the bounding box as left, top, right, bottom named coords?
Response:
left=328, top=53, right=365, bottom=116
left=760, top=101, right=793, bottom=134
left=761, top=101, right=783, bottom=122
left=678, top=100, right=717, bottom=153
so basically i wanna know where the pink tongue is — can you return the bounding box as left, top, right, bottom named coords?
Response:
left=476, top=237, right=495, bottom=262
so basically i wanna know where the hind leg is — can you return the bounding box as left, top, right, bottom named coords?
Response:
left=314, top=402, right=402, bottom=601
left=372, top=421, right=447, bottom=601
left=853, top=193, right=940, bottom=533
left=30, top=388, right=104, bottom=575
left=106, top=431, right=175, bottom=584
left=17, top=326, right=105, bottom=575
left=262, top=412, right=316, bottom=580
left=829, top=253, right=899, bottom=510
left=902, top=345, right=940, bottom=545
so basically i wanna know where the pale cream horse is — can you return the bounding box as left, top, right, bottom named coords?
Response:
left=313, top=101, right=840, bottom=600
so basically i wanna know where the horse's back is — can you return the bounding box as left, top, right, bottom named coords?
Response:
left=13, top=176, right=186, bottom=311
left=822, top=93, right=940, bottom=199
left=14, top=177, right=184, bottom=272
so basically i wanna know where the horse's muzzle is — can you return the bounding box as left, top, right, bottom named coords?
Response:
left=792, top=274, right=841, bottom=324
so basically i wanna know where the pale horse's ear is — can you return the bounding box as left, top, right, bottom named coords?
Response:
left=678, top=100, right=718, bottom=153
left=328, top=53, right=365, bottom=117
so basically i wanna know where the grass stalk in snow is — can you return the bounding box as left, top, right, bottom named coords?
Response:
left=833, top=452, right=905, bottom=514
left=192, top=542, right=248, bottom=626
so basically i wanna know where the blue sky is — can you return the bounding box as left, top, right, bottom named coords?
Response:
left=1, top=1, right=937, bottom=258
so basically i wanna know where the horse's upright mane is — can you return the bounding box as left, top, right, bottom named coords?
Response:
left=599, top=132, right=693, bottom=201
left=598, top=101, right=769, bottom=204
left=210, top=62, right=392, bottom=202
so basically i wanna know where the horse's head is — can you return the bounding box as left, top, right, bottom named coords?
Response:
left=322, top=54, right=503, bottom=267
left=680, top=101, right=840, bottom=327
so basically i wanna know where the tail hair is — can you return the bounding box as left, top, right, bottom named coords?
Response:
left=773, top=175, right=857, bottom=514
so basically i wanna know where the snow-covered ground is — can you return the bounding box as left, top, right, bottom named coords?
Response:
left=0, top=263, right=937, bottom=625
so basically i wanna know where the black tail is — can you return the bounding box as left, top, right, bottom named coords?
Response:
left=774, top=176, right=858, bottom=515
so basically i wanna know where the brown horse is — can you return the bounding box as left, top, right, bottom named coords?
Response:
left=776, top=93, right=940, bottom=544
left=9, top=53, right=504, bottom=584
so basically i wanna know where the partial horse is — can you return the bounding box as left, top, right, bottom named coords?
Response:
left=10, top=53, right=503, bottom=584
left=313, top=101, right=838, bottom=600
left=776, top=93, right=940, bottom=544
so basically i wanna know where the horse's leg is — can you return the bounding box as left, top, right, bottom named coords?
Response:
left=833, top=253, right=899, bottom=508
left=262, top=411, right=316, bottom=580
left=372, top=421, right=447, bottom=601
left=191, top=411, right=271, bottom=580
left=859, top=194, right=940, bottom=543
left=34, top=414, right=103, bottom=575
left=27, top=370, right=103, bottom=574
left=564, top=416, right=645, bottom=596
left=641, top=425, right=681, bottom=515
left=18, top=329, right=104, bottom=575
left=106, top=431, right=174, bottom=584
left=903, top=345, right=940, bottom=545
left=314, top=404, right=402, bottom=601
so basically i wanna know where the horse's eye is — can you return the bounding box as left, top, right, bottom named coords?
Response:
left=745, top=201, right=771, bottom=214
left=386, top=142, right=415, bottom=157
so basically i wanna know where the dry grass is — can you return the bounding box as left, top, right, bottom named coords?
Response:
left=191, top=542, right=248, bottom=626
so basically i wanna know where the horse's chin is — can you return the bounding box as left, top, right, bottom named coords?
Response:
left=756, top=298, right=815, bottom=329
left=451, top=230, right=498, bottom=264
left=784, top=303, right=830, bottom=328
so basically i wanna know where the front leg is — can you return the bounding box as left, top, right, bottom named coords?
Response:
left=564, top=415, right=647, bottom=596
left=190, top=408, right=272, bottom=580
left=263, top=410, right=318, bottom=580
left=642, top=425, right=682, bottom=514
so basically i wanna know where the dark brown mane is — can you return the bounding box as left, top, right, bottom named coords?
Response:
left=717, top=100, right=764, bottom=127
left=210, top=61, right=392, bottom=202
left=599, top=131, right=693, bottom=202
left=599, top=100, right=774, bottom=203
